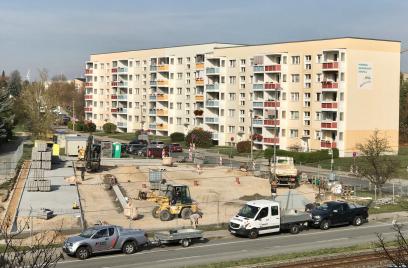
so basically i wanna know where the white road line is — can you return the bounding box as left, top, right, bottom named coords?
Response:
left=57, top=222, right=398, bottom=266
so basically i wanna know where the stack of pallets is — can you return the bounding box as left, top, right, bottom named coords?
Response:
left=28, top=143, right=52, bottom=192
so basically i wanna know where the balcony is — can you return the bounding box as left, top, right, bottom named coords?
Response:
left=156, top=123, right=168, bottom=130
left=321, top=102, right=338, bottom=110
left=253, top=119, right=263, bottom=125
left=156, top=109, right=168, bottom=116
left=264, top=137, right=279, bottom=144
left=117, top=108, right=128, bottom=114
left=252, top=102, right=263, bottom=108
left=253, top=83, right=264, bottom=90
left=85, top=82, right=93, bottom=88
left=195, top=78, right=204, bottom=86
left=205, top=100, right=219, bottom=108
left=264, top=83, right=280, bottom=90
left=321, top=121, right=338, bottom=129
left=150, top=66, right=157, bottom=72
left=264, top=65, right=281, bottom=72
left=149, top=95, right=156, bottom=101
left=156, top=94, right=168, bottom=101
left=264, top=119, right=280, bottom=126
left=84, top=107, right=92, bottom=112
left=117, top=94, right=127, bottom=101
left=118, top=81, right=128, bottom=87
left=205, top=117, right=219, bottom=124
left=111, top=108, right=118, bottom=113
left=322, top=62, right=339, bottom=70
left=111, top=68, right=117, bottom=73
left=148, top=123, right=156, bottom=129
left=206, top=67, right=220, bottom=74
left=206, top=84, right=219, bottom=91
left=322, top=81, right=338, bottom=89
left=111, top=94, right=117, bottom=100
left=150, top=80, right=157, bottom=86
left=117, top=67, right=128, bottom=73
left=149, top=109, right=156, bottom=115
left=196, top=63, right=204, bottom=70
left=157, top=80, right=169, bottom=86
left=158, top=64, right=169, bottom=72
left=195, top=95, right=204, bottom=102
left=321, top=140, right=337, bottom=148
left=253, top=66, right=264, bottom=72
left=117, top=122, right=127, bottom=128
left=84, top=95, right=93, bottom=100
left=264, top=101, right=280, bottom=108
left=111, top=81, right=118, bottom=87
left=211, top=133, right=219, bottom=140
left=85, top=69, right=93, bottom=75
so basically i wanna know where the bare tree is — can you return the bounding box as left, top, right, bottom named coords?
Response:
left=356, top=130, right=399, bottom=197
left=0, top=217, right=64, bottom=267
left=376, top=224, right=408, bottom=267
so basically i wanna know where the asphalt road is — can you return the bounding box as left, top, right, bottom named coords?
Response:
left=57, top=221, right=401, bottom=268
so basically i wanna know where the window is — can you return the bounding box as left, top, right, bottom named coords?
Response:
left=290, top=92, right=300, bottom=101
left=170, top=58, right=174, bottom=65
left=339, top=132, right=343, bottom=141
left=304, top=93, right=311, bottom=100
left=240, top=76, right=245, bottom=83
left=177, top=73, right=182, bottom=80
left=108, top=228, right=115, bottom=236
left=315, top=112, right=321, bottom=121
left=229, top=60, right=236, bottom=67
left=304, top=74, right=311, bottom=81
left=341, top=52, right=345, bottom=61
left=257, top=207, right=269, bottom=219
left=229, top=76, right=236, bottom=84
left=220, top=125, right=224, bottom=132
left=290, top=129, right=299, bottom=138
left=340, top=112, right=344, bottom=121
left=304, top=101, right=311, bottom=107
left=282, top=56, right=287, bottom=64
left=305, top=55, right=311, bottom=62
left=291, top=74, right=300, bottom=83
left=281, top=129, right=286, bottom=137
left=281, top=110, right=286, bottom=119
left=316, top=73, right=322, bottom=82
left=228, top=126, right=235, bottom=133
left=340, top=92, right=344, bottom=101
left=94, top=229, right=108, bottom=238
left=291, top=56, right=300, bottom=64
left=228, top=109, right=235, bottom=117
left=317, top=54, right=322, bottom=63
left=290, top=111, right=299, bottom=120
left=240, top=67, right=246, bottom=73
left=177, top=102, right=182, bottom=110
left=340, top=72, right=345, bottom=81
left=177, top=58, right=182, bottom=64
left=315, top=130, right=321, bottom=140
left=316, top=93, right=321, bottom=102
left=128, top=115, right=132, bottom=121
left=128, top=102, right=132, bottom=108
left=177, top=118, right=182, bottom=125
left=229, top=93, right=236, bottom=100
left=303, top=130, right=310, bottom=136
left=281, top=92, right=286, bottom=101
left=282, top=74, right=287, bottom=82
left=271, top=206, right=279, bottom=216
left=177, top=88, right=182, bottom=95
left=186, top=57, right=191, bottom=62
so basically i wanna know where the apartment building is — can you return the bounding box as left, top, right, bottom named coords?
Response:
left=85, top=37, right=400, bottom=157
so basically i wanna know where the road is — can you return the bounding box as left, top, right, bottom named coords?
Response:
left=57, top=221, right=400, bottom=268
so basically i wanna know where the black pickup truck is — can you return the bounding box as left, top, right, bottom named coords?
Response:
left=311, top=201, right=369, bottom=230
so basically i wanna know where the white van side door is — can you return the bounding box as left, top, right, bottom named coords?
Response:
left=270, top=205, right=281, bottom=231
left=256, top=207, right=272, bottom=234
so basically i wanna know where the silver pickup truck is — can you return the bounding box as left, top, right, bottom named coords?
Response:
left=63, top=225, right=148, bottom=259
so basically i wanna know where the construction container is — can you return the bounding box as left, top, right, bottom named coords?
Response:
left=101, top=141, right=113, bottom=158
left=65, top=136, right=88, bottom=156
left=112, top=143, right=121, bottom=158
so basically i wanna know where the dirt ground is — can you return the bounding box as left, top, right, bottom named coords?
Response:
left=79, top=163, right=318, bottom=231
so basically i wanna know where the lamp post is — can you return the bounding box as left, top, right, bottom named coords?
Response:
left=272, top=87, right=282, bottom=181
left=250, top=109, right=253, bottom=162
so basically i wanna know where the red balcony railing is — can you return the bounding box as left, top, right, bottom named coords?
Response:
left=264, top=65, right=281, bottom=72
left=321, top=122, right=337, bottom=129
left=322, top=62, right=339, bottom=70
left=264, top=83, right=280, bottom=90
left=111, top=108, right=118, bottom=113
left=264, top=137, right=279, bottom=144
left=84, top=95, right=93, bottom=100
left=84, top=107, right=92, bottom=112
left=321, top=102, right=338, bottom=109
left=321, top=141, right=337, bottom=148
left=264, top=119, right=280, bottom=126
left=85, top=69, right=93, bottom=74
left=85, top=82, right=93, bottom=87
left=264, top=101, right=280, bottom=108
left=111, top=94, right=117, bottom=100
left=322, top=81, right=338, bottom=89
left=111, top=81, right=118, bottom=87
left=111, top=68, right=117, bottom=73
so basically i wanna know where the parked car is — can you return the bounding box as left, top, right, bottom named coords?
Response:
left=150, top=141, right=165, bottom=148
left=169, top=143, right=183, bottom=153
left=129, top=139, right=148, bottom=145
left=127, top=144, right=146, bottom=155
left=63, top=225, right=148, bottom=260
left=311, top=201, right=369, bottom=230
left=146, top=145, right=169, bottom=158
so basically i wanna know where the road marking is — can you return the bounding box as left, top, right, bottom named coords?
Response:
left=57, top=222, right=399, bottom=266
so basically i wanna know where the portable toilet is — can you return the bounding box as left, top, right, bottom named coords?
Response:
left=112, top=143, right=121, bottom=158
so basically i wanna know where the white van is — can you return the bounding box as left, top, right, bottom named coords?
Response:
left=228, top=200, right=311, bottom=238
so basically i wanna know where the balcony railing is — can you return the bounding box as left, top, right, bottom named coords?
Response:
left=196, top=63, right=204, bottom=70
left=321, top=140, right=337, bottom=148
left=205, top=117, right=219, bottom=124
left=85, top=69, right=93, bottom=75
left=111, top=68, right=117, bottom=73
left=264, top=119, right=280, bottom=126
left=157, top=80, right=169, bottom=86
left=156, top=123, right=168, bottom=130
left=264, top=101, right=280, bottom=108
left=264, top=137, right=279, bottom=144
left=253, top=119, right=263, bottom=125
left=321, top=121, right=337, bottom=129
left=112, top=81, right=118, bottom=87
left=195, top=95, right=204, bottom=102
left=84, top=95, right=93, bottom=100
left=195, top=78, right=204, bottom=86
left=84, top=107, right=92, bottom=112
left=117, top=94, right=127, bottom=100
left=156, top=94, right=168, bottom=101
left=117, top=122, right=127, bottom=128
left=118, top=81, right=128, bottom=87
left=206, top=67, right=220, bottom=74
left=111, top=94, right=117, bottom=100
left=85, top=82, right=93, bottom=87
left=148, top=123, right=156, bottom=129
left=111, top=108, right=118, bottom=113
left=117, top=67, right=128, bottom=73
left=150, top=80, right=157, bottom=86
left=211, top=133, right=219, bottom=140
left=205, top=100, right=219, bottom=107
left=149, top=95, right=156, bottom=101
left=322, top=81, right=338, bottom=89
left=149, top=109, right=156, bottom=115
left=158, top=64, right=169, bottom=72
left=252, top=102, right=263, bottom=108
left=321, top=102, right=338, bottom=109
left=264, top=83, right=280, bottom=90
left=206, top=84, right=219, bottom=91
left=117, top=108, right=128, bottom=114
left=150, top=66, right=157, bottom=72
left=156, top=109, right=168, bottom=116
left=253, top=84, right=264, bottom=90
left=265, top=65, right=281, bottom=72
left=322, top=62, right=339, bottom=70
left=253, top=66, right=264, bottom=72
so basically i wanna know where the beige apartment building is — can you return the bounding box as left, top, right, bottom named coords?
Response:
left=85, top=37, right=400, bottom=157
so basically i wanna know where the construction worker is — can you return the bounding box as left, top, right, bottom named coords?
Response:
left=78, top=146, right=85, bottom=160
left=190, top=211, right=203, bottom=229
left=270, top=179, right=278, bottom=200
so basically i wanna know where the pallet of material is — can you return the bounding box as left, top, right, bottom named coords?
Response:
left=41, top=161, right=52, bottom=170
left=41, top=151, right=52, bottom=161
left=31, top=161, right=42, bottom=169
left=27, top=180, right=39, bottom=192
left=37, top=180, right=51, bottom=192
left=36, top=142, right=47, bottom=152
left=31, top=150, right=42, bottom=161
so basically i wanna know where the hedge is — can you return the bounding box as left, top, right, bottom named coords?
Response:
left=84, top=122, right=96, bottom=132
left=237, top=141, right=251, bottom=153
left=103, top=123, right=117, bottom=134
left=264, top=148, right=339, bottom=164
left=170, top=132, right=185, bottom=142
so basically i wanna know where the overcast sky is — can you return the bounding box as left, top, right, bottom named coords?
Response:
left=0, top=0, right=407, bottom=79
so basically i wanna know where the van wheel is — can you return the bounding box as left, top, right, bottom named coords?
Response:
left=122, top=241, right=137, bottom=254
left=353, top=216, right=363, bottom=226
left=248, top=229, right=258, bottom=239
left=320, top=220, right=330, bottom=230
left=290, top=224, right=300, bottom=234
left=76, top=246, right=90, bottom=260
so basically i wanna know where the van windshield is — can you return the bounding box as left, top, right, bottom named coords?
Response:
left=237, top=205, right=259, bottom=218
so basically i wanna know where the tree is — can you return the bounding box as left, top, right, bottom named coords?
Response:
left=356, top=130, right=399, bottom=197
left=0, top=87, right=13, bottom=144
left=376, top=224, right=408, bottom=267
left=7, top=70, right=22, bottom=97
left=399, top=75, right=408, bottom=143
left=236, top=140, right=251, bottom=153
left=185, top=128, right=213, bottom=148
left=51, top=74, right=67, bottom=82
left=103, top=123, right=117, bottom=134
left=170, top=132, right=185, bottom=142
left=0, top=70, right=7, bottom=89
left=264, top=148, right=274, bottom=166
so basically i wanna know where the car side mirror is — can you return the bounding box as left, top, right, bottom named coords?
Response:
left=333, top=209, right=338, bottom=213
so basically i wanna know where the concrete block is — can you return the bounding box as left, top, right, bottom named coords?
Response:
left=37, top=142, right=47, bottom=152
left=31, top=161, right=42, bottom=169
left=31, top=150, right=42, bottom=161
left=41, top=151, right=52, bottom=161
left=41, top=161, right=52, bottom=170
left=27, top=180, right=38, bottom=192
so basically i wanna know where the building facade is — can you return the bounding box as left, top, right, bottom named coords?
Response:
left=85, top=38, right=400, bottom=157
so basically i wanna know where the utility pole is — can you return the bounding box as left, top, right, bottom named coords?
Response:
left=273, top=87, right=281, bottom=181
left=72, top=99, right=75, bottom=131
left=250, top=109, right=253, bottom=162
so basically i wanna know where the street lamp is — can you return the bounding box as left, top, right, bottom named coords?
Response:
left=249, top=109, right=253, bottom=162
left=272, top=87, right=282, bottom=181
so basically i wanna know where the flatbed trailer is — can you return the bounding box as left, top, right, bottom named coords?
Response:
left=151, top=229, right=203, bottom=247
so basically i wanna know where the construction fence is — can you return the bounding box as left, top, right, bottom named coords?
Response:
left=0, top=142, right=24, bottom=183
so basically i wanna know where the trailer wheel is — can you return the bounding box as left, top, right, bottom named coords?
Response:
left=159, top=209, right=173, bottom=221
left=152, top=206, right=160, bottom=218
left=320, top=220, right=330, bottom=230
left=290, top=224, right=300, bottom=234
left=248, top=229, right=258, bottom=239
left=353, top=216, right=363, bottom=226
left=181, top=239, right=190, bottom=247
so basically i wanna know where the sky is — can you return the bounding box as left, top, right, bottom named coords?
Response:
left=0, top=0, right=407, bottom=80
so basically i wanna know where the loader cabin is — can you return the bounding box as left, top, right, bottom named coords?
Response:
left=165, top=185, right=192, bottom=205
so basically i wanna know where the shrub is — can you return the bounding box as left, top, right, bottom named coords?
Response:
left=237, top=141, right=252, bottom=153
left=170, top=132, right=185, bottom=142
left=84, top=122, right=96, bottom=132
left=185, top=128, right=213, bottom=148
left=103, top=123, right=117, bottom=134
left=264, top=148, right=339, bottom=164
left=72, top=121, right=85, bottom=131
left=67, top=121, right=73, bottom=130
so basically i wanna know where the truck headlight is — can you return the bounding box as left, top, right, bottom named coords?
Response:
left=314, top=215, right=321, bottom=219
